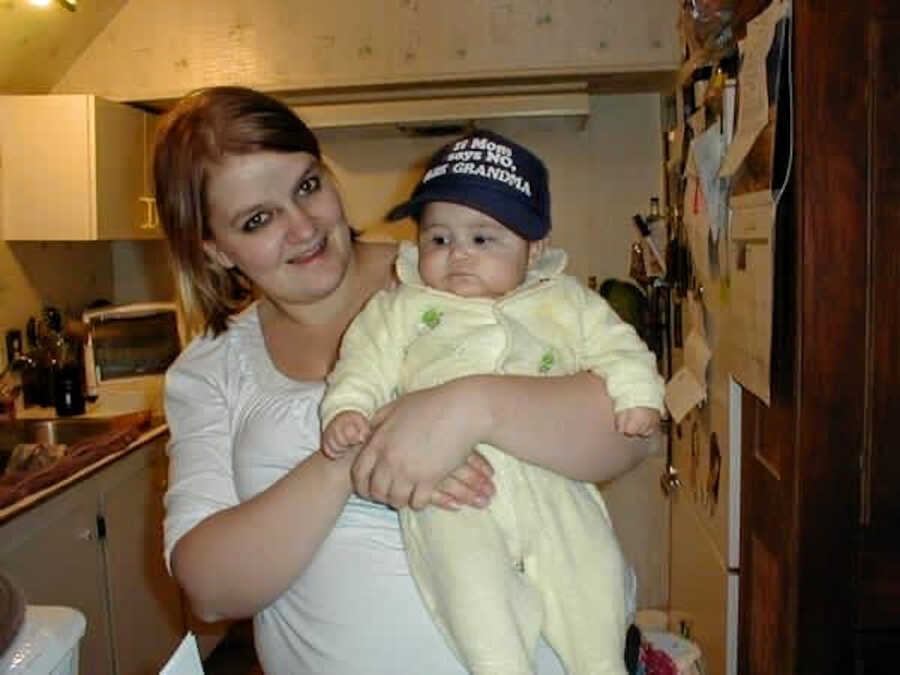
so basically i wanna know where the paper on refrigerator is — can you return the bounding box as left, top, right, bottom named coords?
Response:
left=159, top=633, right=204, bottom=675
left=693, top=123, right=729, bottom=242
left=722, top=190, right=776, bottom=404
left=719, top=1, right=789, bottom=178
left=665, top=295, right=713, bottom=425
left=682, top=146, right=712, bottom=284
left=665, top=331, right=712, bottom=424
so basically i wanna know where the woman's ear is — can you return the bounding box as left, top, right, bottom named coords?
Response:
left=527, top=238, right=548, bottom=267
left=202, top=240, right=235, bottom=269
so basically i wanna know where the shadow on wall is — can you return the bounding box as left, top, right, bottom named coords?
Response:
left=0, top=241, right=115, bottom=330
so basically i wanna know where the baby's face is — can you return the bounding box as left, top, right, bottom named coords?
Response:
left=417, top=201, right=541, bottom=298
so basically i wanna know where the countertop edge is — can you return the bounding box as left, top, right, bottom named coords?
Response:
left=0, top=423, right=169, bottom=525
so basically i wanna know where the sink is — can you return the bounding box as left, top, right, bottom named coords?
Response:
left=0, top=417, right=127, bottom=474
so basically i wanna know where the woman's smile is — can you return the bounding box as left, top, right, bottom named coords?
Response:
left=286, top=237, right=327, bottom=265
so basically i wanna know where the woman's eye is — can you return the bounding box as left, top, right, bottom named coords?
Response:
left=242, top=212, right=270, bottom=232
left=297, top=175, right=321, bottom=196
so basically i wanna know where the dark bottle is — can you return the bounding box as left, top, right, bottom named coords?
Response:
left=54, top=363, right=85, bottom=417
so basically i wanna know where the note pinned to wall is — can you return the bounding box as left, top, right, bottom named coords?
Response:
left=723, top=190, right=775, bottom=404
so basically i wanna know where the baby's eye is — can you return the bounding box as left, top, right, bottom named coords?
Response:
left=297, top=175, right=321, bottom=196
left=242, top=211, right=271, bottom=232
left=430, top=235, right=449, bottom=246
left=473, top=234, right=492, bottom=245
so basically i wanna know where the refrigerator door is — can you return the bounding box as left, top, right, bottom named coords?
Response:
left=666, top=298, right=743, bottom=675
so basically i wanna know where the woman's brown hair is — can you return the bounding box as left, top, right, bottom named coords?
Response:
left=153, top=86, right=321, bottom=336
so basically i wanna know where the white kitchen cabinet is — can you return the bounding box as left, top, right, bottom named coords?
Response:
left=0, top=484, right=114, bottom=673
left=0, top=434, right=184, bottom=674
left=0, top=95, right=162, bottom=241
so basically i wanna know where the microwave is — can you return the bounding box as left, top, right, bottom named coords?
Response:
left=82, top=302, right=185, bottom=415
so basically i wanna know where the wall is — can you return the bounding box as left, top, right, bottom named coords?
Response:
left=110, top=241, right=174, bottom=305
left=324, top=93, right=664, bottom=285
left=0, top=241, right=114, bottom=365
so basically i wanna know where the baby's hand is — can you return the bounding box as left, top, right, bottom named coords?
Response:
left=614, top=407, right=661, bottom=437
left=322, top=411, right=371, bottom=459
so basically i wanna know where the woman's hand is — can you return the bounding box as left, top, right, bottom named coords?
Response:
left=430, top=451, right=495, bottom=511
left=351, top=380, right=490, bottom=510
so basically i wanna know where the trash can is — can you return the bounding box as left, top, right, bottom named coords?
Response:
left=0, top=606, right=86, bottom=675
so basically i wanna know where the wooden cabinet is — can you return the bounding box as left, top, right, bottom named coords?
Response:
left=0, top=434, right=184, bottom=674
left=738, top=1, right=900, bottom=673
left=0, top=95, right=162, bottom=241
left=0, top=483, right=114, bottom=673
left=102, top=436, right=184, bottom=675
left=56, top=0, right=679, bottom=102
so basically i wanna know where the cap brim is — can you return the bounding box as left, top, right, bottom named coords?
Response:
left=386, top=199, right=419, bottom=222
left=386, top=182, right=548, bottom=241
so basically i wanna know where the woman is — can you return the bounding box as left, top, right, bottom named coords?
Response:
left=155, top=86, right=651, bottom=674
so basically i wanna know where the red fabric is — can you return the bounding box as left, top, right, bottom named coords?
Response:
left=641, top=642, right=680, bottom=675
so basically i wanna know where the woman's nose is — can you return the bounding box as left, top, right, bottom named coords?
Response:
left=284, top=206, right=317, bottom=242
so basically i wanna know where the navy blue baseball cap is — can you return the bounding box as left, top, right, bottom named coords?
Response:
left=387, top=130, right=551, bottom=241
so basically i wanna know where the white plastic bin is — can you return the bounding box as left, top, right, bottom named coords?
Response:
left=634, top=609, right=704, bottom=675
left=0, top=606, right=86, bottom=675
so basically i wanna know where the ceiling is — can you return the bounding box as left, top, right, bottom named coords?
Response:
left=0, top=0, right=126, bottom=94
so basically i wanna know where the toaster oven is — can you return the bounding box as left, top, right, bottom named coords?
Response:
left=82, top=302, right=185, bottom=415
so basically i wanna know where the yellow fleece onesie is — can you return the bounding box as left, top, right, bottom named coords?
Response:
left=321, top=241, right=665, bottom=675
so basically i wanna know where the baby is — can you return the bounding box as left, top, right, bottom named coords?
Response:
left=321, top=130, right=664, bottom=675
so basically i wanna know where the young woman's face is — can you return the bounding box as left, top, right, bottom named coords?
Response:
left=203, top=151, right=354, bottom=307
left=417, top=201, right=542, bottom=298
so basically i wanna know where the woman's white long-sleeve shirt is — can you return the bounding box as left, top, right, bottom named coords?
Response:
left=162, top=305, right=568, bottom=674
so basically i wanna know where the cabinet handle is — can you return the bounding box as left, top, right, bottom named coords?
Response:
left=77, top=528, right=95, bottom=542
left=139, top=196, right=158, bottom=230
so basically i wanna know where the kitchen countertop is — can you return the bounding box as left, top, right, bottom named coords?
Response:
left=0, top=418, right=168, bottom=525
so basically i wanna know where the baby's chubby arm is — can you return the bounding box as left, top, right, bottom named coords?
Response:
left=322, top=410, right=372, bottom=459
left=321, top=289, right=406, bottom=428
left=575, top=279, right=666, bottom=417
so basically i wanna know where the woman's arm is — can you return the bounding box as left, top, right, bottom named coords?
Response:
left=170, top=453, right=353, bottom=622
left=164, top=342, right=356, bottom=622
left=353, top=372, right=654, bottom=509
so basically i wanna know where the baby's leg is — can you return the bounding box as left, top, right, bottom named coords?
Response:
left=523, top=473, right=628, bottom=675
left=401, top=480, right=543, bottom=675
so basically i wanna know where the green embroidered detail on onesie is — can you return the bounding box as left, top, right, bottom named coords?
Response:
left=538, top=350, right=556, bottom=373
left=421, top=307, right=443, bottom=330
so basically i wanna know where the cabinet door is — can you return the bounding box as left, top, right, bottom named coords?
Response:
left=0, top=95, right=153, bottom=241
left=0, top=487, right=114, bottom=674
left=94, top=98, right=154, bottom=240
left=102, top=437, right=184, bottom=675
left=137, top=112, right=164, bottom=239
left=0, top=95, right=94, bottom=240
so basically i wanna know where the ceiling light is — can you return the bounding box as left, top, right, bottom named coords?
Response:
left=26, top=0, right=76, bottom=9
